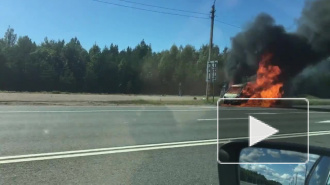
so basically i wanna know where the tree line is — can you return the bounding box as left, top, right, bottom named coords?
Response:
left=240, top=167, right=282, bottom=185
left=0, top=27, right=228, bottom=95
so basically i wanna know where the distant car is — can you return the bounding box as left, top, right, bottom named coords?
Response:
left=223, top=84, right=245, bottom=105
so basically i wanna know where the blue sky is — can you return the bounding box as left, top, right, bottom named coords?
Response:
left=0, top=0, right=305, bottom=52
left=240, top=148, right=320, bottom=184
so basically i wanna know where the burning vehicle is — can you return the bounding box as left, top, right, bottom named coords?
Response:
left=223, top=84, right=246, bottom=105
left=223, top=53, right=283, bottom=106
left=240, top=53, right=284, bottom=107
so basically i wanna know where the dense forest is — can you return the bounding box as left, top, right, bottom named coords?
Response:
left=0, top=27, right=228, bottom=95
left=240, top=167, right=282, bottom=185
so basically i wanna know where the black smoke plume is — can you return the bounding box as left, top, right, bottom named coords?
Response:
left=225, top=0, right=330, bottom=96
left=297, top=0, right=330, bottom=57
left=291, top=58, right=330, bottom=98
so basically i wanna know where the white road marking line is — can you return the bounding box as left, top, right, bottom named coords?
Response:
left=218, top=108, right=293, bottom=111
left=316, top=120, right=330, bottom=123
left=0, top=142, right=217, bottom=164
left=290, top=111, right=327, bottom=114
left=247, top=113, right=278, bottom=115
left=0, top=105, right=214, bottom=108
left=0, top=109, right=216, bottom=113
left=198, top=107, right=217, bottom=109
left=0, top=108, right=290, bottom=113
left=243, top=111, right=326, bottom=114
left=0, top=108, right=323, bottom=114
left=1, top=130, right=329, bottom=164
left=288, top=112, right=308, bottom=114
left=0, top=139, right=217, bottom=160
left=198, top=118, right=248, bottom=121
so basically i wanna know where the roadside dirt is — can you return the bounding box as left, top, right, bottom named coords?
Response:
left=0, top=92, right=205, bottom=106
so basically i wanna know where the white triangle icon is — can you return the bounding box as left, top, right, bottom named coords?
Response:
left=249, top=116, right=279, bottom=147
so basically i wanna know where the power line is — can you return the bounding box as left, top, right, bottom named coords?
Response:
left=93, top=0, right=242, bottom=29
left=215, top=19, right=241, bottom=29
left=115, top=0, right=209, bottom=16
left=93, top=0, right=209, bottom=20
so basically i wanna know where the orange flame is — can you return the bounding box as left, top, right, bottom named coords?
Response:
left=241, top=53, right=284, bottom=107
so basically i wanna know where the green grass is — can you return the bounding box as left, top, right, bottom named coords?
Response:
left=0, top=90, right=329, bottom=106
left=105, top=99, right=216, bottom=105
left=307, top=99, right=330, bottom=105
left=292, top=94, right=330, bottom=105
left=92, top=97, right=330, bottom=106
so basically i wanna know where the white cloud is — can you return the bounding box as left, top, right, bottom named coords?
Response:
left=267, top=149, right=280, bottom=158
left=280, top=150, right=308, bottom=161
left=294, top=164, right=306, bottom=173
left=280, top=173, right=291, bottom=180
left=297, top=174, right=305, bottom=181
left=242, top=164, right=307, bottom=185
left=253, top=164, right=271, bottom=172
left=240, top=164, right=248, bottom=169
left=311, top=166, right=321, bottom=181
left=272, top=172, right=281, bottom=178
left=288, top=174, right=306, bottom=185
left=242, top=164, right=275, bottom=175
left=309, top=154, right=320, bottom=163
left=262, top=170, right=294, bottom=184
left=240, top=148, right=265, bottom=162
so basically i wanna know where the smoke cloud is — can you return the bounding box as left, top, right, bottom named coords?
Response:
left=297, top=0, right=330, bottom=56
left=225, top=0, right=330, bottom=96
left=291, top=58, right=330, bottom=98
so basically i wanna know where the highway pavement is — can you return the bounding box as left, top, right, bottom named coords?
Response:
left=0, top=105, right=329, bottom=184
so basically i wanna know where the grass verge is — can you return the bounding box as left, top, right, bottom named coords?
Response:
left=0, top=99, right=217, bottom=106
left=106, top=99, right=216, bottom=105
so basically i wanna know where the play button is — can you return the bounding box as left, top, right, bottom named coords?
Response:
left=249, top=116, right=279, bottom=146
left=217, top=98, right=309, bottom=164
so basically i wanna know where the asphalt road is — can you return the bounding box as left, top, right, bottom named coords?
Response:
left=0, top=105, right=330, bottom=184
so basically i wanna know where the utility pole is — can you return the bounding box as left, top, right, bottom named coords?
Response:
left=206, top=1, right=215, bottom=101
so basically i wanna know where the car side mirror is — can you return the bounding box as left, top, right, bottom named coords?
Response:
left=218, top=140, right=330, bottom=185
